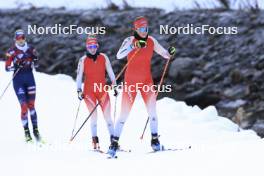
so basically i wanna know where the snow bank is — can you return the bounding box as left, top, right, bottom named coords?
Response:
left=0, top=62, right=263, bottom=176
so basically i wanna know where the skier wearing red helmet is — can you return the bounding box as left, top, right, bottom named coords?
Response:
left=108, top=16, right=176, bottom=156
left=76, top=35, right=117, bottom=150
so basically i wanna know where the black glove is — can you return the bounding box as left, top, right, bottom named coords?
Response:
left=168, top=46, right=176, bottom=56
left=16, top=60, right=26, bottom=68
left=77, top=89, right=84, bottom=100
left=113, top=86, right=118, bottom=97
left=134, top=40, right=147, bottom=48
left=5, top=66, right=15, bottom=72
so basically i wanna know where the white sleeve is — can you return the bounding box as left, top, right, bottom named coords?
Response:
left=116, top=36, right=134, bottom=60
left=102, top=53, right=117, bottom=85
left=76, top=56, right=85, bottom=91
left=150, top=36, right=171, bottom=60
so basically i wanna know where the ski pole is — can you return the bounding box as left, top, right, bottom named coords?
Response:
left=70, top=100, right=82, bottom=138
left=70, top=49, right=140, bottom=142
left=140, top=57, right=172, bottom=140
left=140, top=116, right=150, bottom=140
left=70, top=101, right=100, bottom=142
left=0, top=68, right=20, bottom=101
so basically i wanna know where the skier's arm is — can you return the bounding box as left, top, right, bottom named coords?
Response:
left=150, top=36, right=171, bottom=60
left=76, top=56, right=85, bottom=91
left=5, top=50, right=15, bottom=72
left=102, top=53, right=117, bottom=85
left=116, top=37, right=134, bottom=60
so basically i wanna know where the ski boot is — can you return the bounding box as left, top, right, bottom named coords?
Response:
left=110, top=135, right=114, bottom=143
left=151, top=133, right=161, bottom=151
left=110, top=135, right=122, bottom=151
left=24, top=128, right=32, bottom=143
left=92, top=136, right=100, bottom=150
left=107, top=136, right=119, bottom=157
left=33, top=127, right=42, bottom=142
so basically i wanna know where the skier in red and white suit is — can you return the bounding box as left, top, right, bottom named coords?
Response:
left=108, top=16, right=176, bottom=155
left=76, top=35, right=117, bottom=149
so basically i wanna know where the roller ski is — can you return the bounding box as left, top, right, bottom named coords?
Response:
left=149, top=133, right=191, bottom=153
left=33, top=127, right=46, bottom=146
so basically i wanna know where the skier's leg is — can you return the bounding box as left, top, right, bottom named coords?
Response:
left=140, top=84, right=158, bottom=135
left=25, top=73, right=42, bottom=141
left=20, top=102, right=28, bottom=129
left=13, top=79, right=32, bottom=142
left=100, top=93, right=114, bottom=138
left=26, top=84, right=37, bottom=129
left=84, top=94, right=98, bottom=137
left=108, top=89, right=137, bottom=155
left=141, top=83, right=161, bottom=151
left=84, top=93, right=99, bottom=149
left=13, top=80, right=28, bottom=129
left=114, top=89, right=137, bottom=138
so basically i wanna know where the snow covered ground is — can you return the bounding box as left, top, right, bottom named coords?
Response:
left=0, top=62, right=264, bottom=176
left=0, top=0, right=263, bottom=11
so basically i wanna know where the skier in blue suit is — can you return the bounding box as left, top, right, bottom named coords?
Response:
left=5, top=29, right=42, bottom=143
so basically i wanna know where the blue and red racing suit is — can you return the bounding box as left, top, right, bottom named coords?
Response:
left=5, top=43, right=39, bottom=129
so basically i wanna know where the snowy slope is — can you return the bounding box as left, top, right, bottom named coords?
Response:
left=0, top=62, right=264, bottom=176
left=0, top=0, right=263, bottom=11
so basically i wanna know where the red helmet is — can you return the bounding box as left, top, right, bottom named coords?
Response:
left=86, top=35, right=98, bottom=46
left=133, top=16, right=148, bottom=30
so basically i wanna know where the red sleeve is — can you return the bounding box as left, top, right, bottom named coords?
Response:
left=5, top=50, right=14, bottom=71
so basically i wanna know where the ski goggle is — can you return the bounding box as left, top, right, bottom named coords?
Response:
left=86, top=45, right=98, bottom=49
left=136, top=27, right=148, bottom=33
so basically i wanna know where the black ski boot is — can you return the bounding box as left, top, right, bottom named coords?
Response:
left=24, top=128, right=32, bottom=143
left=92, top=136, right=100, bottom=150
left=151, top=133, right=161, bottom=151
left=110, top=135, right=114, bottom=143
left=33, top=127, right=41, bottom=142
left=110, top=135, right=121, bottom=151
left=108, top=136, right=119, bottom=157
